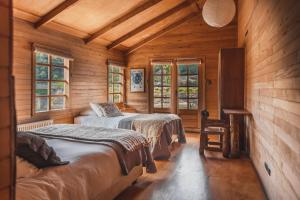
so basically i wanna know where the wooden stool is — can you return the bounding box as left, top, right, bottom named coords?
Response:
left=199, top=110, right=230, bottom=157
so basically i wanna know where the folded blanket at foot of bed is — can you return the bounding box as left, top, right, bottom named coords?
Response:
left=28, top=124, right=157, bottom=175
left=118, top=113, right=186, bottom=145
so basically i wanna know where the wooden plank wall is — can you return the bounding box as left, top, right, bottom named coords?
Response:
left=13, top=18, right=125, bottom=124
left=238, top=0, right=300, bottom=199
left=0, top=0, right=15, bottom=199
left=126, top=15, right=237, bottom=119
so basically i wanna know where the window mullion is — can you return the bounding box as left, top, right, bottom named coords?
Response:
left=49, top=55, right=52, bottom=111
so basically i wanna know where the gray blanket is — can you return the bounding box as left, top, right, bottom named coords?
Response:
left=29, top=124, right=157, bottom=175
left=118, top=113, right=186, bottom=144
left=118, top=113, right=186, bottom=160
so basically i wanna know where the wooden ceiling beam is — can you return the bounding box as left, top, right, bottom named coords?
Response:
left=107, top=0, right=193, bottom=50
left=127, top=12, right=198, bottom=54
left=85, top=0, right=162, bottom=44
left=34, top=0, right=79, bottom=28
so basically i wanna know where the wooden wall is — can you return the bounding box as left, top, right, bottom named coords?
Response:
left=13, top=18, right=125, bottom=124
left=0, top=0, right=15, bottom=199
left=126, top=14, right=237, bottom=118
left=238, top=0, right=300, bottom=199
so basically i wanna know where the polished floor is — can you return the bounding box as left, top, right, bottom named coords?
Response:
left=116, top=134, right=266, bottom=200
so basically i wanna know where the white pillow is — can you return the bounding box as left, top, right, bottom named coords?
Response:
left=16, top=156, right=40, bottom=179
left=89, top=102, right=104, bottom=117
left=79, top=108, right=97, bottom=116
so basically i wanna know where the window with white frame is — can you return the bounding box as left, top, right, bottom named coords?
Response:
left=33, top=51, right=70, bottom=113
left=108, top=63, right=125, bottom=103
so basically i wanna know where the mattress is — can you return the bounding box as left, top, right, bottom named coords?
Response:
left=74, top=112, right=139, bottom=128
left=16, top=138, right=143, bottom=200
left=74, top=112, right=186, bottom=159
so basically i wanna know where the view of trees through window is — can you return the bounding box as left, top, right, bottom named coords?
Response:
left=153, top=64, right=171, bottom=109
left=177, top=64, right=199, bottom=110
left=108, top=65, right=124, bottom=103
left=34, top=52, right=69, bottom=113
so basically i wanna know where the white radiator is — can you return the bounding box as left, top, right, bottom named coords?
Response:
left=17, top=119, right=54, bottom=132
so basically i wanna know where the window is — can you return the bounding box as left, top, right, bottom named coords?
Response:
left=177, top=64, right=199, bottom=110
left=108, top=64, right=124, bottom=103
left=33, top=51, right=70, bottom=113
left=152, top=64, right=171, bottom=109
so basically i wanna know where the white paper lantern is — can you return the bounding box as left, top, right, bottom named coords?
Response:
left=202, top=0, right=236, bottom=28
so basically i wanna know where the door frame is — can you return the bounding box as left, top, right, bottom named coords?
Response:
left=148, top=57, right=206, bottom=129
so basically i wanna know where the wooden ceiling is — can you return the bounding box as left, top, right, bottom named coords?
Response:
left=13, top=0, right=204, bottom=53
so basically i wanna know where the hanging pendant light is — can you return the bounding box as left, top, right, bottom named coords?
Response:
left=202, top=0, right=236, bottom=28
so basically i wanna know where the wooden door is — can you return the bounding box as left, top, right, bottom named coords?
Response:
left=176, top=62, right=204, bottom=130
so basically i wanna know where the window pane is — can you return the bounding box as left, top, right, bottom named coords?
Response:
left=178, top=76, right=187, bottom=86
left=51, top=96, right=65, bottom=110
left=109, top=83, right=113, bottom=93
left=109, top=94, right=113, bottom=102
left=162, top=87, right=171, bottom=97
left=179, top=99, right=188, bottom=109
left=35, top=97, right=49, bottom=112
left=154, top=98, right=162, bottom=108
left=51, top=56, right=64, bottom=66
left=36, top=52, right=49, bottom=64
left=189, top=87, right=198, bottom=98
left=163, top=65, right=171, bottom=74
left=109, top=73, right=112, bottom=83
left=154, top=76, right=161, bottom=86
left=189, top=99, right=198, bottom=110
left=178, top=64, right=187, bottom=74
left=188, top=64, right=198, bottom=74
left=162, top=76, right=171, bottom=86
left=109, top=66, right=113, bottom=72
left=154, top=87, right=162, bottom=97
left=51, top=82, right=65, bottom=95
left=153, top=65, right=162, bottom=74
left=188, top=75, right=198, bottom=86
left=162, top=98, right=170, bottom=108
left=113, top=74, right=121, bottom=83
left=51, top=67, right=65, bottom=80
left=178, top=87, right=187, bottom=98
left=113, top=84, right=121, bottom=93
left=113, top=94, right=121, bottom=103
left=35, top=65, right=49, bottom=80
left=113, top=66, right=120, bottom=73
left=35, top=82, right=49, bottom=96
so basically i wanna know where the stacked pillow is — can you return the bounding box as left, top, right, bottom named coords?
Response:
left=89, top=102, right=123, bottom=117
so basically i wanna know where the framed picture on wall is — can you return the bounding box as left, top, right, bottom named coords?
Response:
left=130, top=68, right=145, bottom=92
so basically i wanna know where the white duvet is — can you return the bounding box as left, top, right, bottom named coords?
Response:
left=74, top=112, right=139, bottom=128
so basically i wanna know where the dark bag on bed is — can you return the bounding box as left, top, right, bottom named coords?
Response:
left=16, top=132, right=69, bottom=168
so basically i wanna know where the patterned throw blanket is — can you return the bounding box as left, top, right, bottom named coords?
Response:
left=118, top=113, right=186, bottom=145
left=29, top=124, right=157, bottom=175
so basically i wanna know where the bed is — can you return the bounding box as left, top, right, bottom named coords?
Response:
left=74, top=111, right=186, bottom=159
left=16, top=124, right=156, bottom=200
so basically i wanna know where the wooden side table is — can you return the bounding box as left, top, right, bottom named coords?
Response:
left=223, top=109, right=251, bottom=158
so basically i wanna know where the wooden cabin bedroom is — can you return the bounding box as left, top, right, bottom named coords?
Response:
left=0, top=0, right=299, bottom=199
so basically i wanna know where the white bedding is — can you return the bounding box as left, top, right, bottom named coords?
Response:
left=16, top=139, right=143, bottom=200
left=74, top=112, right=139, bottom=128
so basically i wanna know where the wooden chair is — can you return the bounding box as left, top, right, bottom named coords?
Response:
left=199, top=109, right=230, bottom=157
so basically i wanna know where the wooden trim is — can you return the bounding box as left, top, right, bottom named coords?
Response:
left=127, top=12, right=198, bottom=54
left=34, top=0, right=79, bottom=28
left=33, top=43, right=73, bottom=60
left=107, top=59, right=126, bottom=68
left=85, top=0, right=162, bottom=44
left=107, top=1, right=193, bottom=50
